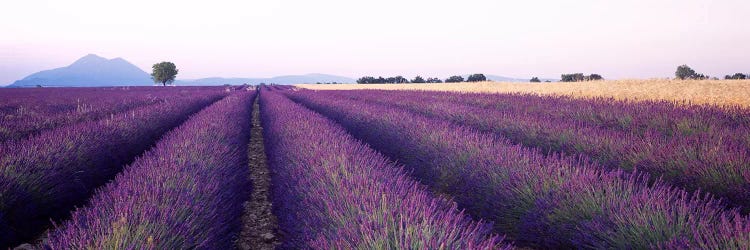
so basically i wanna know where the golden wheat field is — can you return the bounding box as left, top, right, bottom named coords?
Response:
left=297, top=79, right=750, bottom=108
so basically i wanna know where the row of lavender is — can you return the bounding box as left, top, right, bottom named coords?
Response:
left=379, top=90, right=750, bottom=136
left=0, top=89, right=226, bottom=247
left=0, top=87, right=142, bottom=116
left=286, top=89, right=750, bottom=249
left=0, top=87, right=225, bottom=142
left=0, top=87, right=222, bottom=115
left=41, top=91, right=255, bottom=248
left=260, top=90, right=509, bottom=249
left=324, top=90, right=750, bottom=211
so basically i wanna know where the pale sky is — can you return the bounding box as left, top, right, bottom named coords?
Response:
left=1, top=0, right=749, bottom=85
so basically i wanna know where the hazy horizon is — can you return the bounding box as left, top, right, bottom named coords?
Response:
left=2, top=0, right=749, bottom=85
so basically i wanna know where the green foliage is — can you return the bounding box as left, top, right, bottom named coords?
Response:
left=356, top=76, right=376, bottom=84
left=411, top=76, right=426, bottom=83
left=466, top=74, right=487, bottom=82
left=724, top=73, right=747, bottom=80
left=561, top=73, right=604, bottom=82
left=445, top=75, right=464, bottom=83
left=151, top=62, right=178, bottom=86
left=426, top=77, right=443, bottom=83
left=357, top=76, right=408, bottom=84
left=561, top=73, right=585, bottom=82
left=530, top=77, right=541, bottom=82
left=675, top=65, right=705, bottom=80
left=588, top=74, right=604, bottom=81
left=391, top=76, right=408, bottom=83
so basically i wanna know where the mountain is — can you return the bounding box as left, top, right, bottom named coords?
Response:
left=6, top=54, right=357, bottom=87
left=176, top=73, right=356, bottom=85
left=8, top=54, right=153, bottom=87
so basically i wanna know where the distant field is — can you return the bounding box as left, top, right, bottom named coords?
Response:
left=297, top=79, right=750, bottom=108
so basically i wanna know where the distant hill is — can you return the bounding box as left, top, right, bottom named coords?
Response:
left=8, top=54, right=153, bottom=87
left=6, top=54, right=356, bottom=87
left=176, top=73, right=356, bottom=85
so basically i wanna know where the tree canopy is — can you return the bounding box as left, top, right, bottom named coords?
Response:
left=411, top=76, right=426, bottom=83
left=151, top=62, right=178, bottom=86
left=561, top=73, right=603, bottom=82
left=445, top=75, right=464, bottom=83
left=356, top=76, right=408, bottom=84
left=725, top=73, right=747, bottom=80
left=466, top=74, right=487, bottom=82
left=587, top=74, right=604, bottom=81
left=426, top=77, right=443, bottom=83
left=675, top=65, right=707, bottom=80
left=561, top=73, right=585, bottom=82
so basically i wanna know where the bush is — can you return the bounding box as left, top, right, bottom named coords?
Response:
left=530, top=77, right=541, bottom=82
left=561, top=73, right=585, bottom=82
left=357, top=76, right=408, bottom=84
left=561, top=73, right=603, bottom=82
left=426, top=77, right=443, bottom=83
left=725, top=73, right=747, bottom=80
left=445, top=76, right=465, bottom=83
left=676, top=65, right=699, bottom=80
left=587, top=74, right=604, bottom=81
left=466, top=74, right=487, bottom=82
left=411, top=76, right=426, bottom=83
left=356, top=76, right=376, bottom=84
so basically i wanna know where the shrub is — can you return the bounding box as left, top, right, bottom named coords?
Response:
left=445, top=75, right=465, bottom=83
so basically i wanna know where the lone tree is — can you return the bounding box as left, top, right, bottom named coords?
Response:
left=675, top=65, right=697, bottom=80
left=445, top=75, right=464, bottom=83
left=467, top=74, right=487, bottom=82
left=530, top=77, right=541, bottom=82
left=151, top=62, right=178, bottom=86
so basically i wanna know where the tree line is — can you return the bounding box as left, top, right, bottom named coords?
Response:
left=357, top=74, right=488, bottom=84
left=356, top=65, right=748, bottom=85
left=559, top=73, right=604, bottom=82
left=357, top=73, right=605, bottom=84
left=676, top=65, right=748, bottom=80
left=725, top=73, right=748, bottom=80
left=151, top=61, right=746, bottom=87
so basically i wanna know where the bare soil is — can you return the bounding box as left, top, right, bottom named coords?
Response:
left=236, top=96, right=280, bottom=250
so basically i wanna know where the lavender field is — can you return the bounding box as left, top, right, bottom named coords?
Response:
left=1, top=86, right=749, bottom=249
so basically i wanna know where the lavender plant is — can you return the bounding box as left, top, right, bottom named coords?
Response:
left=261, top=90, right=509, bottom=249
left=325, top=90, right=750, bottom=211
left=0, top=87, right=226, bottom=142
left=286, top=89, right=750, bottom=249
left=43, top=91, right=254, bottom=249
left=0, top=90, right=224, bottom=247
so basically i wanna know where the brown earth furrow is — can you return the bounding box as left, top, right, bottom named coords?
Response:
left=237, top=95, right=280, bottom=250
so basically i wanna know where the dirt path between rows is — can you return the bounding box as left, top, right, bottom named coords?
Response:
left=237, top=95, right=280, bottom=250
